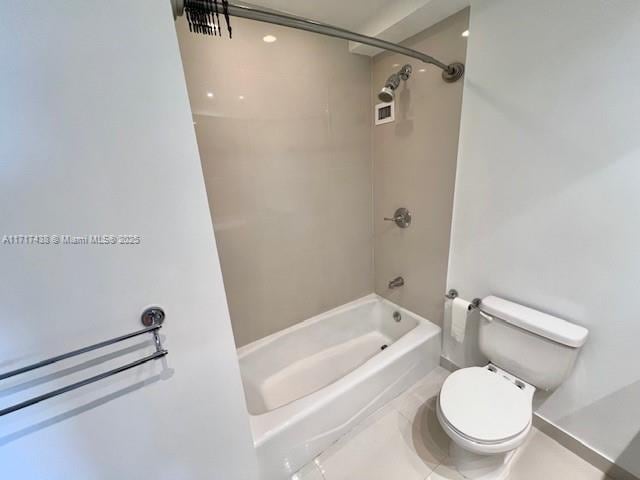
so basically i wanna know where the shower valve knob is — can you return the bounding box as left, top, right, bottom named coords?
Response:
left=384, top=208, right=412, bottom=228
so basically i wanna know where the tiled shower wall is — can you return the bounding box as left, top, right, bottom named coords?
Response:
left=177, top=17, right=373, bottom=346
left=372, top=10, right=469, bottom=327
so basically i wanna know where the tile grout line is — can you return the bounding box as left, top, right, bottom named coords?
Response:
left=389, top=394, right=447, bottom=480
left=313, top=461, right=327, bottom=480
left=390, top=392, right=422, bottom=423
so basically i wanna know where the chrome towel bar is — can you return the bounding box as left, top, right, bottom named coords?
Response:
left=0, top=307, right=168, bottom=418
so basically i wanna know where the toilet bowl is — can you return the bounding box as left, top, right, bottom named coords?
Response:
left=438, top=295, right=589, bottom=479
left=437, top=365, right=534, bottom=479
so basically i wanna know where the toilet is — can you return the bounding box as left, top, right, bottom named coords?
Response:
left=437, top=296, right=589, bottom=479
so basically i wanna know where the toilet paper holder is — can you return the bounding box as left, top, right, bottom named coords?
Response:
left=444, top=289, right=481, bottom=310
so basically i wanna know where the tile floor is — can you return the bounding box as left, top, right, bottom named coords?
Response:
left=292, top=367, right=611, bottom=480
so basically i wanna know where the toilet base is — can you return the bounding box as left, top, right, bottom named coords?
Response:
left=449, top=442, right=516, bottom=480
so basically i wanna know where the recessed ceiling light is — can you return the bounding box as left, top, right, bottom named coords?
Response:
left=462, top=30, right=470, bottom=37
left=419, top=68, right=426, bottom=73
left=238, top=95, right=245, bottom=100
left=392, top=63, right=400, bottom=68
left=263, top=35, right=277, bottom=43
left=206, top=92, right=214, bottom=98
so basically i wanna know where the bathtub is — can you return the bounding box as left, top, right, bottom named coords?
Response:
left=238, top=294, right=442, bottom=479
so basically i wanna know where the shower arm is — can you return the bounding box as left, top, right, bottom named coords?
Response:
left=173, top=0, right=465, bottom=83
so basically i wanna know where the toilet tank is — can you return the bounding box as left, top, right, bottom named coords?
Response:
left=478, top=296, right=589, bottom=391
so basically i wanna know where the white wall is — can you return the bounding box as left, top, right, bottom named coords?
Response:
left=448, top=0, right=640, bottom=475
left=0, top=1, right=257, bottom=479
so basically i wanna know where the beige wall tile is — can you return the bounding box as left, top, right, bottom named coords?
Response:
left=372, top=10, right=469, bottom=327
left=177, top=17, right=373, bottom=346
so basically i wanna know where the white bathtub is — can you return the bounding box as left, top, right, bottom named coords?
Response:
left=238, top=294, right=442, bottom=479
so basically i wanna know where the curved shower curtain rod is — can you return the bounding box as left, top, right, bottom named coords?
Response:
left=172, top=0, right=465, bottom=83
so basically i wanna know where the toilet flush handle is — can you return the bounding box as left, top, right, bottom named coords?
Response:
left=479, top=310, right=494, bottom=323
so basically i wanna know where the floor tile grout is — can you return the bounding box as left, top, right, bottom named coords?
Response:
left=393, top=392, right=421, bottom=422
left=390, top=392, right=447, bottom=480
left=314, top=461, right=327, bottom=480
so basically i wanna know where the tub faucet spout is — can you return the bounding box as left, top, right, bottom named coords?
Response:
left=388, top=276, right=404, bottom=289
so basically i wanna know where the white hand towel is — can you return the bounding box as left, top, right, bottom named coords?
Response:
left=451, top=297, right=471, bottom=343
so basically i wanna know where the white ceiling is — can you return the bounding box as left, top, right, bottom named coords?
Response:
left=242, top=0, right=470, bottom=56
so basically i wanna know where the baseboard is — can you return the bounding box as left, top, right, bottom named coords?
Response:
left=439, top=355, right=459, bottom=372
left=439, top=356, right=638, bottom=480
left=532, top=414, right=638, bottom=480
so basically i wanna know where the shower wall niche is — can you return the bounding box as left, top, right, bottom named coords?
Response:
left=177, top=17, right=373, bottom=346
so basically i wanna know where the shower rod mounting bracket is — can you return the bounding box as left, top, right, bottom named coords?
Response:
left=172, top=0, right=184, bottom=18
left=442, top=62, right=465, bottom=83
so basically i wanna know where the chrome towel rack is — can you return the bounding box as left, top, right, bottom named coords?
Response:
left=0, top=307, right=168, bottom=418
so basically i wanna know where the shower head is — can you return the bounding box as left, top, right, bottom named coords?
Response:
left=378, top=64, right=412, bottom=103
left=379, top=74, right=400, bottom=103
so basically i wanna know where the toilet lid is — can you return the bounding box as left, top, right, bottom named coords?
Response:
left=439, top=367, right=531, bottom=444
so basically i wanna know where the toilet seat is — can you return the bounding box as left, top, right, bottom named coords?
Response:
left=438, top=367, right=532, bottom=446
